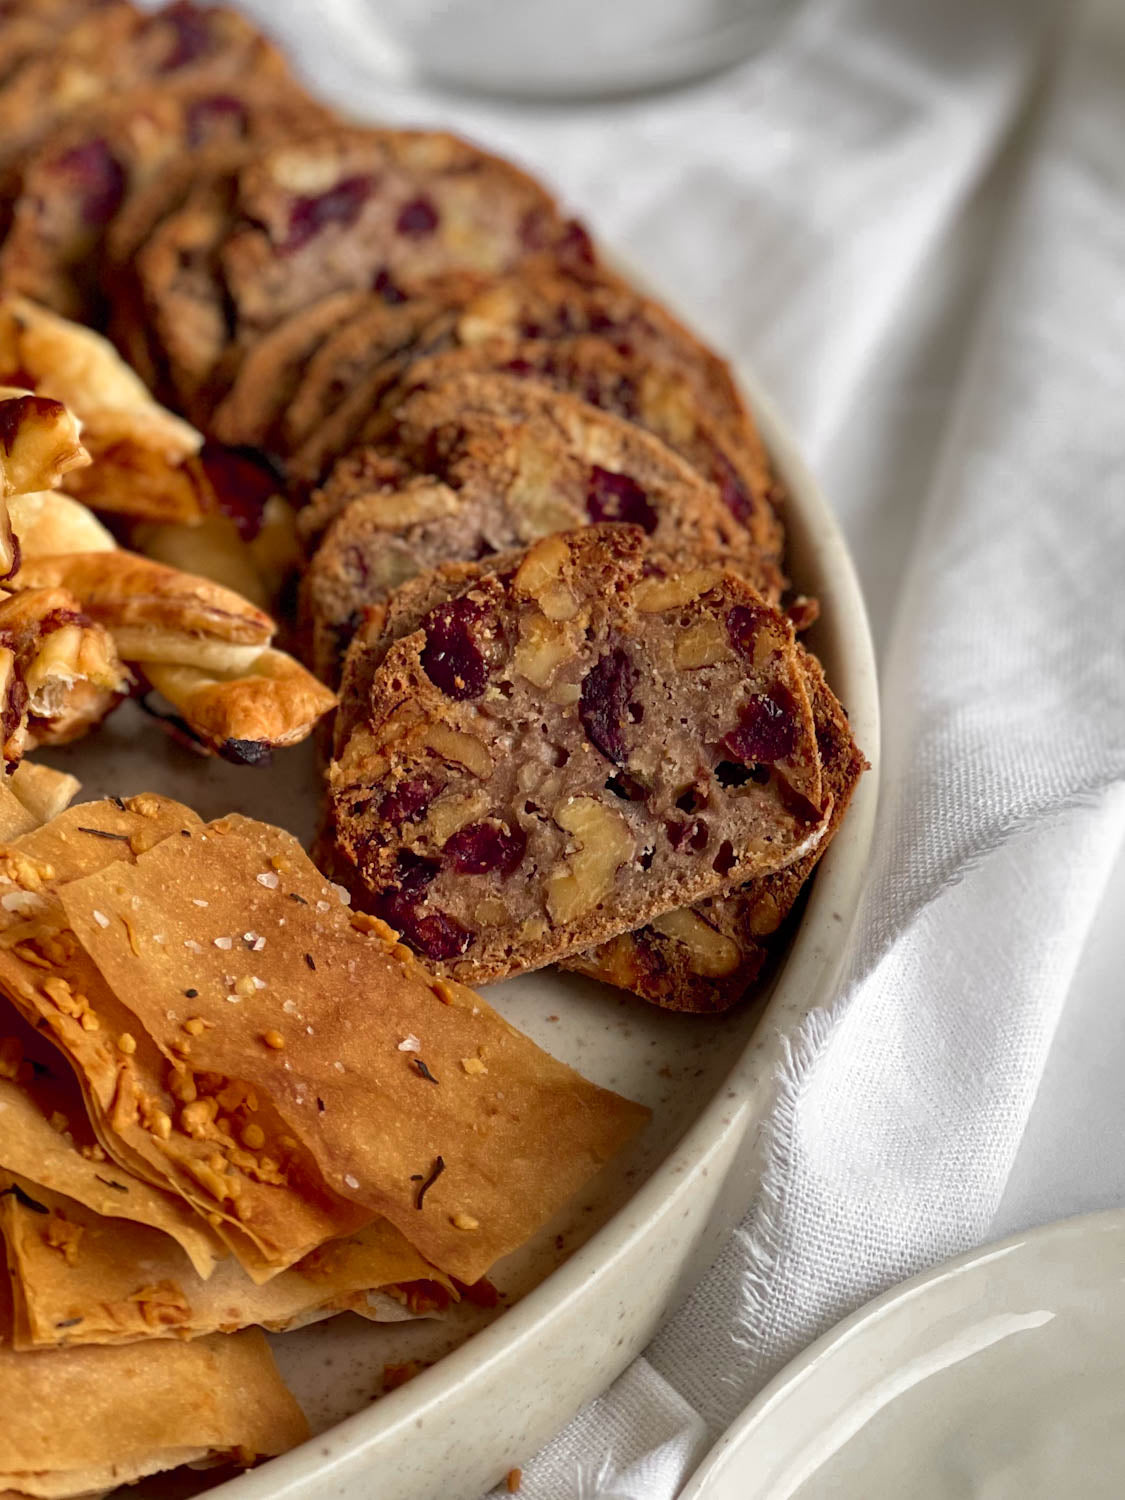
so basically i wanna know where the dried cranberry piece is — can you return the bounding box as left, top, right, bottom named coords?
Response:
left=579, top=647, right=637, bottom=765
left=373, top=268, right=407, bottom=304
left=722, top=686, right=799, bottom=766
left=585, top=466, right=657, bottom=533
left=372, top=888, right=411, bottom=934
left=726, top=604, right=772, bottom=665
left=396, top=196, right=439, bottom=237
left=787, top=596, right=820, bottom=634
left=444, top=821, right=526, bottom=877
left=185, top=94, right=249, bottom=148
left=776, top=776, right=823, bottom=825
left=372, top=852, right=441, bottom=937
left=408, top=911, right=472, bottom=962
left=199, top=443, right=280, bottom=541
left=53, top=140, right=125, bottom=226
left=378, top=777, right=437, bottom=829
left=420, top=598, right=490, bottom=700
left=155, top=2, right=214, bottom=71
left=282, top=174, right=373, bottom=254
left=711, top=449, right=755, bottom=523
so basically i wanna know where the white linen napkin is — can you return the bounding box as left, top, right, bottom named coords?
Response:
left=237, top=0, right=1125, bottom=1490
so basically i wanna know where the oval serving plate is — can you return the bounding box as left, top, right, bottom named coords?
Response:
left=679, top=1207, right=1125, bottom=1500
left=45, top=357, right=878, bottom=1498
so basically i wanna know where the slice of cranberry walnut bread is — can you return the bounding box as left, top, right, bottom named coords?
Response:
left=303, top=260, right=755, bottom=458
left=280, top=265, right=783, bottom=567
left=130, top=126, right=591, bottom=413
left=0, top=74, right=323, bottom=325
left=329, top=525, right=830, bottom=983
left=299, top=372, right=782, bottom=685
left=0, top=1, right=291, bottom=180
left=333, top=562, right=865, bottom=1013
left=289, top=332, right=783, bottom=571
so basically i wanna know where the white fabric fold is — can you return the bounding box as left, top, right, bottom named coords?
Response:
left=244, top=1, right=1125, bottom=1492
left=508, top=1362, right=709, bottom=1500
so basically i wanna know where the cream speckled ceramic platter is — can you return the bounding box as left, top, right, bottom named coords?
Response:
left=681, top=1207, right=1125, bottom=1500
left=42, top=359, right=878, bottom=1500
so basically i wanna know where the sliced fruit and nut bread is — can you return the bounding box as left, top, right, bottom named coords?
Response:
left=279, top=264, right=781, bottom=564
left=332, top=557, right=864, bottom=1012
left=127, top=126, right=592, bottom=416
left=207, top=288, right=415, bottom=452
left=289, top=332, right=781, bottom=568
left=267, top=271, right=492, bottom=469
left=298, top=371, right=781, bottom=685
left=0, top=74, right=323, bottom=325
left=329, top=525, right=831, bottom=983
left=0, top=1, right=291, bottom=185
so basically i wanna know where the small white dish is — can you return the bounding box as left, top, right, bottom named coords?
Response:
left=681, top=1207, right=1125, bottom=1500
left=308, top=0, right=794, bottom=98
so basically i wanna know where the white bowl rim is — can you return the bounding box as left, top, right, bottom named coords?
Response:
left=677, top=1204, right=1125, bottom=1500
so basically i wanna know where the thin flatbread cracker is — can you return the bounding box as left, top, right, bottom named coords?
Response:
left=0, top=1009, right=221, bottom=1277
left=62, top=815, right=650, bottom=1284
left=6, top=763, right=79, bottom=826
left=0, top=785, right=38, bottom=842
left=0, top=797, right=372, bottom=1279
left=0, top=1327, right=308, bottom=1498
left=0, top=1176, right=451, bottom=1349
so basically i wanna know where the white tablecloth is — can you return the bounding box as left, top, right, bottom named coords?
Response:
left=240, top=1, right=1125, bottom=1491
